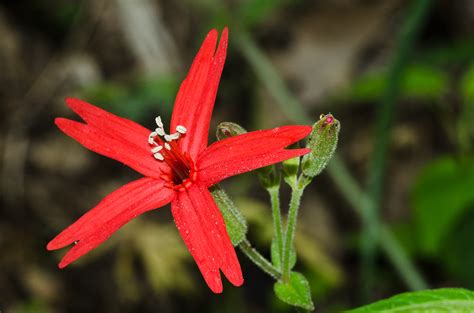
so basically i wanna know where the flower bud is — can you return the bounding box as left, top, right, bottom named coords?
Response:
left=216, top=122, right=247, bottom=140
left=302, top=114, right=340, bottom=178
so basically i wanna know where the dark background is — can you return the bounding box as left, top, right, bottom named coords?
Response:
left=1, top=0, right=473, bottom=312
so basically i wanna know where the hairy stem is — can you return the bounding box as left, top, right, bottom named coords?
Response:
left=237, top=28, right=428, bottom=290
left=268, top=186, right=284, bottom=268
left=282, top=184, right=305, bottom=280
left=239, top=239, right=281, bottom=279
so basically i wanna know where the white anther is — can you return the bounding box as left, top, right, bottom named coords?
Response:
left=155, top=116, right=164, bottom=128
left=169, top=133, right=180, bottom=140
left=156, top=128, right=165, bottom=136
left=164, top=134, right=172, bottom=142
left=153, top=153, right=164, bottom=160
left=176, top=125, right=187, bottom=134
left=151, top=146, right=163, bottom=153
left=148, top=132, right=157, bottom=144
left=165, top=143, right=171, bottom=150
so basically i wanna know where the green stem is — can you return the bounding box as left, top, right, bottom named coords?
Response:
left=282, top=184, right=305, bottom=280
left=362, top=0, right=433, bottom=297
left=239, top=239, right=281, bottom=279
left=237, top=28, right=428, bottom=290
left=268, top=186, right=284, bottom=268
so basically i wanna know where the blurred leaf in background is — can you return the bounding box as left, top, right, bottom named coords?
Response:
left=458, top=62, right=474, bottom=152
left=411, top=156, right=474, bottom=255
left=117, top=220, right=194, bottom=296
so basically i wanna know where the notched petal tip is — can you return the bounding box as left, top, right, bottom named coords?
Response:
left=227, top=271, right=244, bottom=288
left=209, top=276, right=224, bottom=294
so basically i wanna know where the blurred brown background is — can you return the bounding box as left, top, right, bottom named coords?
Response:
left=1, top=0, right=474, bottom=312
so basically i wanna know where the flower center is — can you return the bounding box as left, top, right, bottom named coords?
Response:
left=148, top=117, right=197, bottom=190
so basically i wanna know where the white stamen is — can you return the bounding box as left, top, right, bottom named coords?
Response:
left=155, top=116, right=163, bottom=128
left=148, top=132, right=157, bottom=144
left=169, top=133, right=180, bottom=140
left=176, top=125, right=187, bottom=134
left=156, top=128, right=165, bottom=136
left=151, top=146, right=163, bottom=153
left=148, top=116, right=188, bottom=161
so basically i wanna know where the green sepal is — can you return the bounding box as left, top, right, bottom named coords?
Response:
left=271, top=238, right=296, bottom=270
left=274, top=271, right=314, bottom=311
left=282, top=156, right=300, bottom=188
left=302, top=113, right=340, bottom=178
left=210, top=185, right=248, bottom=246
left=258, top=165, right=281, bottom=189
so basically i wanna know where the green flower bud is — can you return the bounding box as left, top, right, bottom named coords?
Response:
left=216, top=122, right=247, bottom=140
left=302, top=113, right=340, bottom=178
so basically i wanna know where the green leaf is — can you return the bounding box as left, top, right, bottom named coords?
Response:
left=210, top=185, right=248, bottom=246
left=274, top=271, right=314, bottom=310
left=346, top=288, right=474, bottom=312
left=441, top=209, right=474, bottom=288
left=411, top=156, right=474, bottom=254
left=271, top=238, right=296, bottom=270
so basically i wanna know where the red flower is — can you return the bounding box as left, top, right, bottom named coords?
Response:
left=47, top=28, right=311, bottom=293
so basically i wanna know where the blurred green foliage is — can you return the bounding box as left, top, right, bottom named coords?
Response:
left=412, top=156, right=474, bottom=255
left=340, top=64, right=448, bottom=102
left=83, top=76, right=179, bottom=122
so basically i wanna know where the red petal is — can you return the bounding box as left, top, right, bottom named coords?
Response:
left=47, top=178, right=174, bottom=268
left=171, top=184, right=243, bottom=293
left=197, top=125, right=312, bottom=186
left=55, top=118, right=169, bottom=179
left=170, top=28, right=228, bottom=159
left=65, top=98, right=151, bottom=147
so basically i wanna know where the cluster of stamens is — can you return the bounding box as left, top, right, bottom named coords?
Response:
left=148, top=116, right=187, bottom=160
left=148, top=116, right=197, bottom=190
